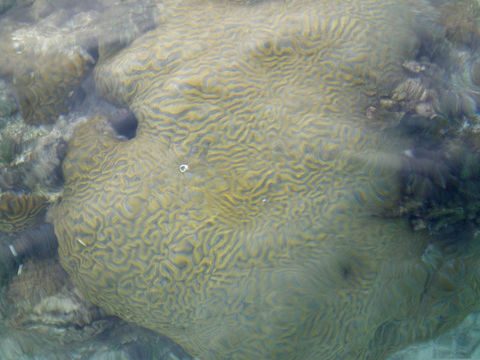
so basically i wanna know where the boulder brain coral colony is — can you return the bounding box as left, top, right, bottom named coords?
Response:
left=0, top=0, right=480, bottom=358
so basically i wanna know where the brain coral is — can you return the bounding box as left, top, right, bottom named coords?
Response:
left=52, top=0, right=480, bottom=359
left=0, top=193, right=48, bottom=233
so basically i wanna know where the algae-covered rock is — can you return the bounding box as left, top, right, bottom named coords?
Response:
left=438, top=0, right=480, bottom=46
left=0, top=78, right=18, bottom=118
left=0, top=14, right=96, bottom=124
left=472, top=58, right=480, bottom=86
left=0, top=110, right=81, bottom=200
left=0, top=258, right=193, bottom=359
left=0, top=0, right=160, bottom=124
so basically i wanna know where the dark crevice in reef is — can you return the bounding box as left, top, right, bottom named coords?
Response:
left=108, top=108, right=138, bottom=140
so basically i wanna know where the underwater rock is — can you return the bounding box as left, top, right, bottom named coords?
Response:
left=389, top=310, right=480, bottom=360
left=2, top=257, right=151, bottom=357
left=0, top=0, right=34, bottom=15
left=0, top=223, right=56, bottom=284
left=0, top=113, right=48, bottom=192
left=6, top=258, right=96, bottom=329
left=394, top=132, right=480, bottom=237
left=23, top=114, right=89, bottom=191
left=0, top=103, right=101, bottom=208
left=437, top=0, right=480, bottom=47
left=0, top=0, right=160, bottom=124
left=472, top=58, right=480, bottom=86
left=1, top=16, right=96, bottom=124
left=0, top=106, right=88, bottom=195
left=373, top=27, right=480, bottom=240
left=402, top=60, right=427, bottom=74
left=0, top=112, right=82, bottom=236
left=50, top=0, right=480, bottom=359
left=0, top=0, right=14, bottom=14
left=439, top=50, right=480, bottom=118
left=0, top=113, right=46, bottom=170
left=0, top=254, right=194, bottom=359
left=94, top=0, right=161, bottom=62
left=0, top=78, right=18, bottom=118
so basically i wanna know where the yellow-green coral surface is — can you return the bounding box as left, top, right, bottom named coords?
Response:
left=0, top=193, right=48, bottom=233
left=53, top=1, right=480, bottom=359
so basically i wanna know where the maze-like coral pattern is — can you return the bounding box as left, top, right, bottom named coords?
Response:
left=53, top=1, right=480, bottom=359
left=0, top=193, right=48, bottom=233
